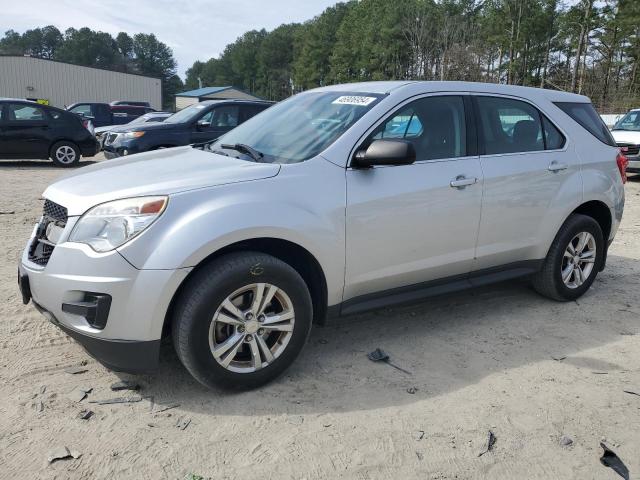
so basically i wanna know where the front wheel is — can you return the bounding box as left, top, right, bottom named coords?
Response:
left=50, top=141, right=80, bottom=167
left=532, top=214, right=604, bottom=301
left=172, top=252, right=313, bottom=390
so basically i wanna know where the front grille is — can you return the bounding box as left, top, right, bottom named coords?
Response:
left=28, top=200, right=68, bottom=266
left=106, top=133, right=118, bottom=145
left=618, top=143, right=640, bottom=156
left=43, top=199, right=67, bottom=222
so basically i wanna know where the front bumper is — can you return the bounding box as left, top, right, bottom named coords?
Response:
left=19, top=232, right=191, bottom=373
left=34, top=300, right=161, bottom=372
left=626, top=157, right=640, bottom=173
left=102, top=140, right=141, bottom=159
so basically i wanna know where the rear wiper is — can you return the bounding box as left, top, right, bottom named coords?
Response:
left=221, top=143, right=264, bottom=162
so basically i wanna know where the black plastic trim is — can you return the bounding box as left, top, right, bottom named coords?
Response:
left=463, top=95, right=478, bottom=157
left=18, top=271, right=31, bottom=305
left=33, top=301, right=160, bottom=373
left=328, top=260, right=543, bottom=318
left=62, top=293, right=112, bottom=329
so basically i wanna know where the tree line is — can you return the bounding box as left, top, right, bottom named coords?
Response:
left=185, top=0, right=640, bottom=112
left=0, top=26, right=183, bottom=109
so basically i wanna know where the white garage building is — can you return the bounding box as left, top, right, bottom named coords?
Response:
left=0, top=55, right=162, bottom=110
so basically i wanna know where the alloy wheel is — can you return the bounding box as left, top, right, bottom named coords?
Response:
left=208, top=283, right=295, bottom=373
left=55, top=145, right=76, bottom=164
left=561, top=231, right=596, bottom=289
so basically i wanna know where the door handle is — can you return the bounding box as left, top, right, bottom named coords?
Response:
left=548, top=161, right=568, bottom=172
left=450, top=175, right=478, bottom=188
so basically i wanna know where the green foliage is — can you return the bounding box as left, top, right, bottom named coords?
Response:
left=0, top=26, right=179, bottom=109
left=3, top=1, right=638, bottom=109
left=182, top=0, right=639, bottom=109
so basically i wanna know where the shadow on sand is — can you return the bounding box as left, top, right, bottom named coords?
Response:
left=127, top=253, right=639, bottom=416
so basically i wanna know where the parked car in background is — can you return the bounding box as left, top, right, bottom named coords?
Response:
left=18, top=81, right=625, bottom=389
left=0, top=99, right=99, bottom=167
left=110, top=100, right=151, bottom=107
left=610, top=108, right=640, bottom=173
left=102, top=99, right=272, bottom=159
left=66, top=102, right=154, bottom=127
left=95, top=112, right=172, bottom=148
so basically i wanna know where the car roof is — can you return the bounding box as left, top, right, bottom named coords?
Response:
left=310, top=81, right=590, bottom=103
left=197, top=99, right=274, bottom=106
left=0, top=98, right=38, bottom=103
left=111, top=104, right=149, bottom=109
left=0, top=98, right=69, bottom=113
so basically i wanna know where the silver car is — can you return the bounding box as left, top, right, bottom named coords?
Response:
left=18, top=81, right=626, bottom=389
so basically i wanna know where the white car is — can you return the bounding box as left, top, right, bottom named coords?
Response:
left=611, top=108, right=640, bottom=173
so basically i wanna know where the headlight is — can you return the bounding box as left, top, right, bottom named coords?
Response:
left=121, top=131, right=145, bottom=139
left=69, top=196, right=167, bottom=252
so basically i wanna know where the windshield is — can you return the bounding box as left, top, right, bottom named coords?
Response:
left=127, top=114, right=152, bottom=125
left=165, top=103, right=209, bottom=124
left=208, top=91, right=383, bottom=163
left=613, top=111, right=640, bottom=131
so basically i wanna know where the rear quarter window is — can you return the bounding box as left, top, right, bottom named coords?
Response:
left=554, top=102, right=615, bottom=146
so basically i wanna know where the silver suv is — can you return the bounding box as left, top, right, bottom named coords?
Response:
left=19, top=81, right=626, bottom=389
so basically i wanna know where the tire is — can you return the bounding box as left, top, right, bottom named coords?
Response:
left=50, top=141, right=80, bottom=167
left=172, top=252, right=313, bottom=390
left=532, top=214, right=604, bottom=301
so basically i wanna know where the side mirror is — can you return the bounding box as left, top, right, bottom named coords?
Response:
left=196, top=120, right=211, bottom=130
left=353, top=139, right=416, bottom=168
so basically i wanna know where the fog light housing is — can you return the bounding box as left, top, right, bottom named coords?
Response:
left=62, top=293, right=112, bottom=329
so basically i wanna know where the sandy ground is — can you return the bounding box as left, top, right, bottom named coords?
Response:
left=0, top=155, right=639, bottom=480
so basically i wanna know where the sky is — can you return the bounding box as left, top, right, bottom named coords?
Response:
left=0, top=0, right=339, bottom=78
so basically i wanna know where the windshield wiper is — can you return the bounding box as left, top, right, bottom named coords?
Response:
left=221, top=143, right=264, bottom=162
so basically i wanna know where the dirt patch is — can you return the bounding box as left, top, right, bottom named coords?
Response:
left=1, top=157, right=639, bottom=479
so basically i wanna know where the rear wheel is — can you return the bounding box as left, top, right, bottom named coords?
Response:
left=172, top=252, right=313, bottom=390
left=50, top=141, right=80, bottom=167
left=532, top=214, right=604, bottom=301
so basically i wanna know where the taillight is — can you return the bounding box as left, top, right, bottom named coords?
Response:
left=82, top=119, right=89, bottom=129
left=616, top=151, right=628, bottom=184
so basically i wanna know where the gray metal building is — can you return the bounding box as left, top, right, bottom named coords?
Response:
left=175, top=86, right=262, bottom=110
left=0, top=55, right=162, bottom=109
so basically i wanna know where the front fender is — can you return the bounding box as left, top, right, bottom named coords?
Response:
left=117, top=157, right=347, bottom=305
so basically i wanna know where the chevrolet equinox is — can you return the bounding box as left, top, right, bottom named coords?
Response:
left=18, top=81, right=626, bottom=389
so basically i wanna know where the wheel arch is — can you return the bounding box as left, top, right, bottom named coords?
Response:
left=571, top=200, right=612, bottom=242
left=49, top=139, right=80, bottom=155
left=162, top=237, right=329, bottom=337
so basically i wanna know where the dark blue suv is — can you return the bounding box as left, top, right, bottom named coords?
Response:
left=102, top=100, right=272, bottom=159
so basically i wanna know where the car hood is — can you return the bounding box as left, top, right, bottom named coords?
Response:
left=611, top=130, right=640, bottom=144
left=109, top=122, right=180, bottom=133
left=43, top=146, right=280, bottom=216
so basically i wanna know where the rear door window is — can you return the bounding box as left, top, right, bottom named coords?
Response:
left=542, top=116, right=565, bottom=150
left=8, top=104, right=46, bottom=121
left=554, top=102, right=615, bottom=146
left=241, top=105, right=267, bottom=122
left=476, top=96, right=544, bottom=154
